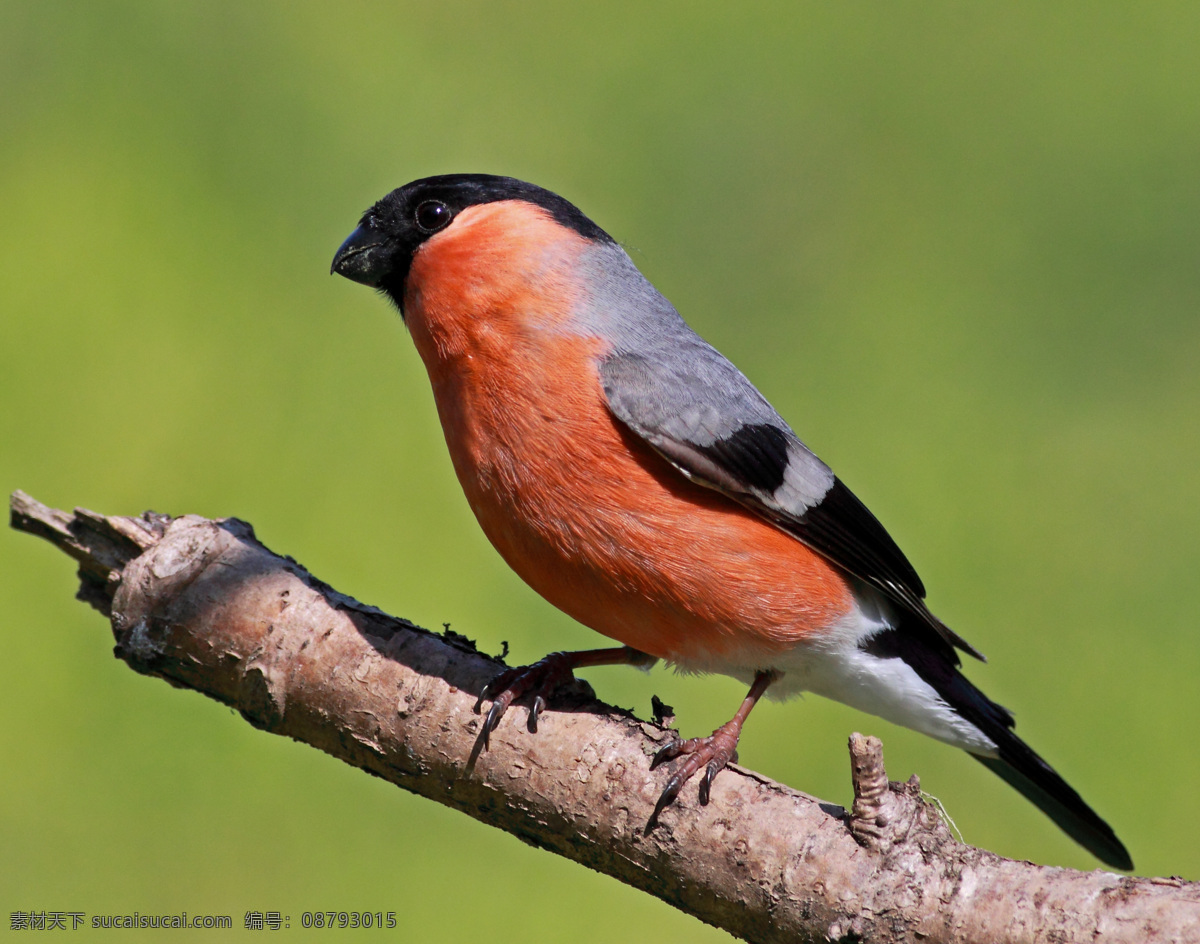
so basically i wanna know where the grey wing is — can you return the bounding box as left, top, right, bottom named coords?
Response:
left=599, top=345, right=985, bottom=664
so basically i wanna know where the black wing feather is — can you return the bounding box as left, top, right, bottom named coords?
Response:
left=694, top=423, right=790, bottom=494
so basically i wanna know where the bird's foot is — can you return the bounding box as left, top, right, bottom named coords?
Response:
left=475, top=651, right=579, bottom=749
left=645, top=719, right=742, bottom=832
left=644, top=670, right=776, bottom=831
left=474, top=646, right=653, bottom=750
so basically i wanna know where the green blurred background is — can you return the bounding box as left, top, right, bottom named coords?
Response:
left=3, top=2, right=1198, bottom=939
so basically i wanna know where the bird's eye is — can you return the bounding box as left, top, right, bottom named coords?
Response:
left=414, top=200, right=452, bottom=233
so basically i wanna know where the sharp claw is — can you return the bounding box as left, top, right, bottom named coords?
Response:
left=647, top=772, right=685, bottom=834
left=650, top=739, right=682, bottom=770
left=482, top=697, right=510, bottom=750
left=476, top=679, right=501, bottom=714
left=664, top=767, right=691, bottom=809
left=529, top=694, right=546, bottom=731
left=699, top=762, right=721, bottom=805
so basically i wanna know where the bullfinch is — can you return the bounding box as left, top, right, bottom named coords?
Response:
left=331, top=173, right=1131, bottom=869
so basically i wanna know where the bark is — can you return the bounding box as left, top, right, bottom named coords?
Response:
left=10, top=490, right=1199, bottom=944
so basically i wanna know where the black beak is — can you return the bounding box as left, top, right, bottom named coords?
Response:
left=331, top=226, right=393, bottom=287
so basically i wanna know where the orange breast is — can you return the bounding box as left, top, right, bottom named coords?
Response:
left=404, top=203, right=853, bottom=666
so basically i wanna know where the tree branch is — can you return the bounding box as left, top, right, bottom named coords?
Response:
left=11, top=490, right=1198, bottom=944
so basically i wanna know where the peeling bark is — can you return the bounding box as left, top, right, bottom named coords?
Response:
left=11, top=490, right=1200, bottom=944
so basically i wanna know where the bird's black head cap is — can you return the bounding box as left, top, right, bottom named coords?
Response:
left=331, top=174, right=613, bottom=314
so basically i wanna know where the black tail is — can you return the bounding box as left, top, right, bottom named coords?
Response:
left=971, top=730, right=1132, bottom=870
left=862, top=624, right=1132, bottom=869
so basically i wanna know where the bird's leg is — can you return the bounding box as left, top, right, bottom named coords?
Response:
left=646, top=670, right=778, bottom=832
left=476, top=646, right=655, bottom=749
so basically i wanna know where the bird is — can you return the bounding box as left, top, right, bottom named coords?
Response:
left=331, top=173, right=1131, bottom=870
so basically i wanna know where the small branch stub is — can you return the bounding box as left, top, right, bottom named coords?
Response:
left=849, top=732, right=896, bottom=850
left=848, top=732, right=955, bottom=859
